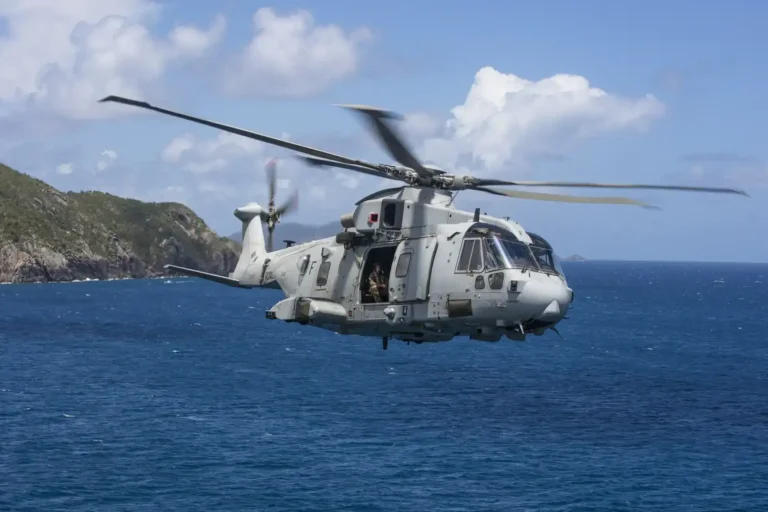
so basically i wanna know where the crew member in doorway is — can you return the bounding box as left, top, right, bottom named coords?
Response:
left=368, top=262, right=388, bottom=302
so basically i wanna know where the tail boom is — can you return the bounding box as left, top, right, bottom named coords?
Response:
left=165, top=264, right=248, bottom=288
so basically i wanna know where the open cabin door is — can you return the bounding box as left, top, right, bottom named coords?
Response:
left=388, top=236, right=438, bottom=303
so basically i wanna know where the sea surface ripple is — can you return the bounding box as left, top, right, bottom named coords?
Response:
left=1, top=261, right=767, bottom=511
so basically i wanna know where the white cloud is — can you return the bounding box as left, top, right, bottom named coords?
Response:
left=97, top=148, right=118, bottom=171
left=56, top=162, right=74, bottom=174
left=402, top=111, right=442, bottom=140
left=161, top=130, right=264, bottom=173
left=197, top=181, right=238, bottom=198
left=169, top=15, right=226, bottom=58
left=309, top=186, right=326, bottom=199
left=682, top=153, right=767, bottom=189
left=0, top=0, right=225, bottom=120
left=334, top=172, right=359, bottom=189
left=224, top=7, right=372, bottom=97
left=163, top=185, right=185, bottom=199
left=160, top=134, right=195, bottom=163
left=413, top=66, right=666, bottom=173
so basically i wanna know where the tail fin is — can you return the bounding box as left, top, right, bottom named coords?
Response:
left=231, top=202, right=268, bottom=284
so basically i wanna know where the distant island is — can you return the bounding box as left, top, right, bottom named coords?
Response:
left=0, top=163, right=239, bottom=284
left=563, top=254, right=587, bottom=262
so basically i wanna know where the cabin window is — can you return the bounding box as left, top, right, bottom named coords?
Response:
left=395, top=252, right=412, bottom=277
left=316, top=261, right=331, bottom=287
left=488, top=272, right=504, bottom=290
left=382, top=203, right=397, bottom=228
left=474, top=275, right=485, bottom=290
left=457, top=238, right=484, bottom=273
left=297, top=254, right=310, bottom=275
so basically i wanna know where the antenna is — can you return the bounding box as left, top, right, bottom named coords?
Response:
left=284, top=240, right=296, bottom=248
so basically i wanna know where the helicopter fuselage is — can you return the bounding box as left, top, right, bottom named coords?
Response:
left=247, top=187, right=574, bottom=344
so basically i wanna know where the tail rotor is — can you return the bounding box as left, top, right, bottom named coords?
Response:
left=262, top=158, right=298, bottom=252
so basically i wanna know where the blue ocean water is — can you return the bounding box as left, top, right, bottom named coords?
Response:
left=1, top=261, right=767, bottom=511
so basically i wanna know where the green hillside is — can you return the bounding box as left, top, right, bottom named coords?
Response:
left=0, top=163, right=240, bottom=283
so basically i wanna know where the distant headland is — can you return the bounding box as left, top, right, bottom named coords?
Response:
left=563, top=254, right=587, bottom=262
left=0, top=163, right=239, bottom=284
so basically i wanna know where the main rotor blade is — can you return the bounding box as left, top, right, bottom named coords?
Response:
left=267, top=227, right=274, bottom=253
left=474, top=178, right=748, bottom=197
left=337, top=104, right=434, bottom=179
left=476, top=187, right=658, bottom=208
left=297, top=155, right=395, bottom=180
left=99, top=95, right=381, bottom=172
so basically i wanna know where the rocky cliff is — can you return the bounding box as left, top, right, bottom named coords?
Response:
left=0, top=163, right=240, bottom=284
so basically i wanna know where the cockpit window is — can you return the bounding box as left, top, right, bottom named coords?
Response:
left=462, top=224, right=568, bottom=275
left=456, top=238, right=484, bottom=273
left=527, top=232, right=564, bottom=276
left=483, top=239, right=503, bottom=269
left=530, top=246, right=557, bottom=273
left=468, top=241, right=483, bottom=272
left=483, top=235, right=536, bottom=270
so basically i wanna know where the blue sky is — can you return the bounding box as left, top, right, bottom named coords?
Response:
left=1, top=0, right=766, bottom=262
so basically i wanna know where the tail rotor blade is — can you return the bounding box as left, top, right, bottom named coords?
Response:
left=276, top=190, right=298, bottom=216
left=267, top=227, right=274, bottom=253
left=266, top=158, right=277, bottom=207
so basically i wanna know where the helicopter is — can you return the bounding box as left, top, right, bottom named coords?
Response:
left=99, top=95, right=748, bottom=350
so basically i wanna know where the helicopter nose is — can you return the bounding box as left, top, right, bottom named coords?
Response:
left=520, top=278, right=572, bottom=323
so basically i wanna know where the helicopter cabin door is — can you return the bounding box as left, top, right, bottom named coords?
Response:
left=388, top=236, right=438, bottom=303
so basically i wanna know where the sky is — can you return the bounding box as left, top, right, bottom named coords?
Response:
left=1, top=0, right=766, bottom=263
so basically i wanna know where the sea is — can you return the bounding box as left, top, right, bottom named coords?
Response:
left=1, top=261, right=767, bottom=511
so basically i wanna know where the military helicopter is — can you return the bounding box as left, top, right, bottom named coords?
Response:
left=100, top=95, right=748, bottom=350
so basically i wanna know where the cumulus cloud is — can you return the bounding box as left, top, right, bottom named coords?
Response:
left=153, top=65, right=666, bottom=223
left=309, top=186, right=326, bottom=200
left=224, top=7, right=373, bottom=97
left=56, top=162, right=75, bottom=175
left=160, top=130, right=264, bottom=173
left=401, top=111, right=443, bottom=140
left=333, top=172, right=359, bottom=189
left=0, top=0, right=225, bottom=120
left=411, top=66, right=666, bottom=174
left=97, top=149, right=118, bottom=171
left=682, top=153, right=767, bottom=189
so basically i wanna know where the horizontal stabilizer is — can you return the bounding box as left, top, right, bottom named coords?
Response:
left=165, top=265, right=245, bottom=288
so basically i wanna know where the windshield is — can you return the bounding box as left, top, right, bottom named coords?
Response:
left=458, top=225, right=564, bottom=276
left=527, top=232, right=565, bottom=277
left=484, top=234, right=537, bottom=270
left=530, top=245, right=558, bottom=273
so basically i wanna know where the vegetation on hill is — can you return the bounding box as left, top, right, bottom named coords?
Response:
left=0, top=163, right=240, bottom=283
